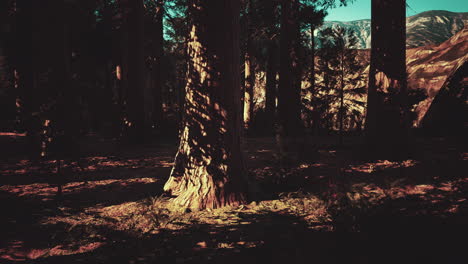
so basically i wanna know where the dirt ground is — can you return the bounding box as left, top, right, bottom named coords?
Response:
left=0, top=133, right=467, bottom=263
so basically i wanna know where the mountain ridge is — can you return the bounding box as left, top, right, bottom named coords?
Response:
left=322, top=10, right=468, bottom=49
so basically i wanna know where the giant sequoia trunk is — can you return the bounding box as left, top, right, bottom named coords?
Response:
left=164, top=0, right=247, bottom=210
left=121, top=0, right=147, bottom=141
left=365, top=0, right=408, bottom=149
left=279, top=0, right=302, bottom=137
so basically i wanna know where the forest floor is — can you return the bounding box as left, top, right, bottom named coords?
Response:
left=0, top=133, right=467, bottom=263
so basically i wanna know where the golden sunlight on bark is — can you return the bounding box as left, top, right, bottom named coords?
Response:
left=116, top=65, right=121, bottom=81
left=163, top=0, right=247, bottom=210
left=244, top=54, right=253, bottom=130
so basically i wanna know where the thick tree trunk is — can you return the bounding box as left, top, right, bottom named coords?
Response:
left=279, top=0, right=302, bottom=137
left=164, top=0, right=247, bottom=210
left=122, top=0, right=147, bottom=141
left=365, top=0, right=408, bottom=150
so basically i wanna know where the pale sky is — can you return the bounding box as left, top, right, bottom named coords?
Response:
left=325, top=0, right=468, bottom=21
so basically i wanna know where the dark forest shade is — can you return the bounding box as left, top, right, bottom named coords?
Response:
left=15, top=0, right=39, bottom=154
left=278, top=0, right=303, bottom=137
left=365, top=0, right=408, bottom=150
left=121, top=0, right=147, bottom=141
left=152, top=0, right=164, bottom=127
left=164, top=0, right=247, bottom=210
left=264, top=0, right=279, bottom=134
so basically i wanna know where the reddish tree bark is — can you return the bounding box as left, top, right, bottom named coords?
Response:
left=243, top=0, right=255, bottom=131
left=164, top=0, right=247, bottom=210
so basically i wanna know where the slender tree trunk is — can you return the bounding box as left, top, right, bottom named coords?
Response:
left=164, top=0, right=247, bottom=210
left=310, top=24, right=316, bottom=93
left=279, top=0, right=302, bottom=137
left=263, top=0, right=278, bottom=135
left=265, top=39, right=277, bottom=134
left=243, top=0, right=254, bottom=131
left=244, top=49, right=254, bottom=131
left=365, top=0, right=408, bottom=151
left=309, top=24, right=319, bottom=136
left=152, top=0, right=164, bottom=128
left=52, top=0, right=74, bottom=196
left=122, top=0, right=146, bottom=141
left=16, top=0, right=39, bottom=156
left=339, top=53, right=344, bottom=146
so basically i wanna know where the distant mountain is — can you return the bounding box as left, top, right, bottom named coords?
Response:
left=407, top=10, right=468, bottom=48
left=322, top=10, right=468, bottom=49
left=312, top=23, right=468, bottom=129
left=321, top=19, right=371, bottom=49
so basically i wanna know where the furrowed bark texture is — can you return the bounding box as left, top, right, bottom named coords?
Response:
left=164, top=0, right=247, bottom=210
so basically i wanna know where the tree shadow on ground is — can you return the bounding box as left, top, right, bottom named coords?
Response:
left=1, top=135, right=466, bottom=263
left=5, top=199, right=465, bottom=264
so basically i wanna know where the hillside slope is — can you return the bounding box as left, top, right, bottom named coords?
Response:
left=407, top=25, right=468, bottom=127
left=323, top=10, right=468, bottom=49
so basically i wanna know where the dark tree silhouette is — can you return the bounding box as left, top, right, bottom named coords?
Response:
left=278, top=0, right=303, bottom=137
left=149, top=0, right=165, bottom=128
left=365, top=0, right=408, bottom=151
left=163, top=0, right=248, bottom=210
left=121, top=0, right=147, bottom=141
left=15, top=0, right=40, bottom=156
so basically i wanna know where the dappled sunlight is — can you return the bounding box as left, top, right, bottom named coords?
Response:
left=0, top=239, right=105, bottom=262
left=0, top=183, right=57, bottom=198
left=83, top=156, right=174, bottom=170
left=0, top=178, right=159, bottom=199
left=0, top=136, right=466, bottom=262
left=0, top=132, right=26, bottom=137
left=347, top=159, right=418, bottom=174
left=0, top=241, right=105, bottom=262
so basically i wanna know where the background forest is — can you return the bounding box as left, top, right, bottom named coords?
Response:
left=0, top=0, right=466, bottom=263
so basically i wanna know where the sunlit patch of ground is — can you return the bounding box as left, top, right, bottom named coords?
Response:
left=0, top=132, right=26, bottom=137
left=84, top=156, right=174, bottom=171
left=0, top=156, right=174, bottom=177
left=0, top=136, right=466, bottom=263
left=0, top=178, right=158, bottom=199
left=347, top=159, right=418, bottom=174
left=0, top=240, right=104, bottom=261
